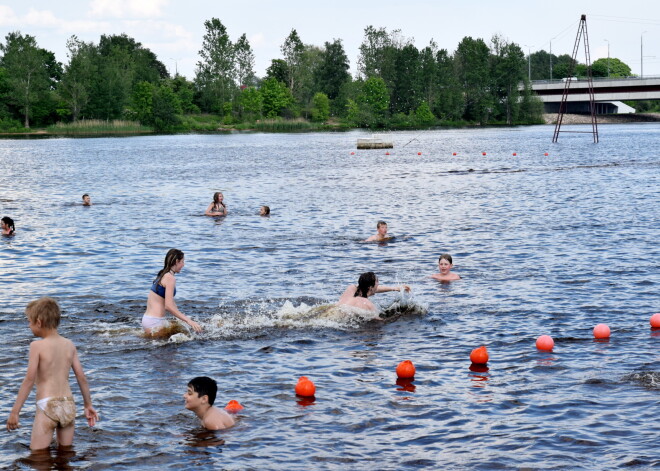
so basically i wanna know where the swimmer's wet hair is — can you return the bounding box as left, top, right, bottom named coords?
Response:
left=355, top=272, right=377, bottom=298
left=26, top=297, right=61, bottom=329
left=188, top=376, right=217, bottom=406
left=82, top=193, right=89, bottom=199
left=439, top=253, right=453, bottom=264
left=376, top=220, right=387, bottom=228
left=261, top=205, right=270, bottom=215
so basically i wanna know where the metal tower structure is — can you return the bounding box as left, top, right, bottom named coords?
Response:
left=552, top=15, right=599, bottom=143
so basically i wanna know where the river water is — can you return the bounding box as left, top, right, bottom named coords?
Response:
left=0, top=125, right=658, bottom=470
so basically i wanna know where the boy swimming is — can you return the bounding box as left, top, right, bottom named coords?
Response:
left=364, top=221, right=392, bottom=242
left=6, top=297, right=99, bottom=450
left=431, top=253, right=461, bottom=281
left=82, top=194, right=91, bottom=206
left=184, top=377, right=235, bottom=430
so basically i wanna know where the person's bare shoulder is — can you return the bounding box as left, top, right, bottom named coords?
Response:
left=203, top=407, right=235, bottom=430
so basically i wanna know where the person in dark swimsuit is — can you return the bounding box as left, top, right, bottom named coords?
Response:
left=142, top=249, right=201, bottom=334
left=204, top=192, right=227, bottom=217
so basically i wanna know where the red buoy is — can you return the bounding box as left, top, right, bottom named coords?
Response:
left=452, top=152, right=457, bottom=156
left=536, top=335, right=554, bottom=351
left=470, top=346, right=489, bottom=365
left=650, top=313, right=660, bottom=328
left=482, top=152, right=487, bottom=156
left=295, top=376, right=316, bottom=397
left=512, top=152, right=517, bottom=156
left=593, top=324, right=611, bottom=339
left=225, top=400, right=244, bottom=412
left=417, top=152, right=422, bottom=155
left=385, top=152, right=390, bottom=155
left=396, top=360, right=416, bottom=379
left=544, top=152, right=549, bottom=156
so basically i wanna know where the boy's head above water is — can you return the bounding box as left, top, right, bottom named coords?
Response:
left=185, top=376, right=217, bottom=408
left=26, top=297, right=61, bottom=329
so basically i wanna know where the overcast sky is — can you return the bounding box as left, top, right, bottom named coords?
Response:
left=1, top=0, right=659, bottom=79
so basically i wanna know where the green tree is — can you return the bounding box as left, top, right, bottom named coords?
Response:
left=359, top=76, right=389, bottom=126
left=357, top=26, right=391, bottom=78
left=265, top=59, right=289, bottom=84
left=59, top=35, right=96, bottom=121
left=0, top=32, right=53, bottom=127
left=454, top=36, right=492, bottom=123
left=591, top=57, right=631, bottom=77
left=297, top=45, right=323, bottom=110
left=234, top=33, right=255, bottom=87
left=414, top=101, right=435, bottom=126
left=280, top=29, right=304, bottom=95
left=311, top=92, right=329, bottom=122
left=315, top=39, right=350, bottom=101
left=390, top=43, right=421, bottom=114
left=553, top=54, right=575, bottom=79
left=260, top=77, right=293, bottom=118
left=169, top=75, right=199, bottom=113
left=195, top=18, right=235, bottom=113
left=433, top=49, right=464, bottom=121
left=152, top=84, right=182, bottom=131
left=490, top=36, right=526, bottom=124
left=419, top=40, right=439, bottom=106
left=131, top=81, right=154, bottom=124
left=239, top=86, right=263, bottom=120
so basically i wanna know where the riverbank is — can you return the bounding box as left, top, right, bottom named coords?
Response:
left=543, top=112, right=660, bottom=124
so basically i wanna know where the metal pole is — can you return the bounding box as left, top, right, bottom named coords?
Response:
left=550, top=40, right=553, bottom=80
left=605, top=39, right=610, bottom=77
left=528, top=47, right=531, bottom=81
left=641, top=32, right=646, bottom=78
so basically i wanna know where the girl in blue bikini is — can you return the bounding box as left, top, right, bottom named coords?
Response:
left=142, top=249, right=202, bottom=335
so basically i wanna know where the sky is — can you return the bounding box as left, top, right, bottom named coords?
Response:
left=1, top=0, right=659, bottom=80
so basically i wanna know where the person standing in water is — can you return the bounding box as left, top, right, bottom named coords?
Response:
left=338, top=272, right=410, bottom=312
left=364, top=221, right=392, bottom=242
left=205, top=192, right=227, bottom=217
left=142, top=249, right=202, bottom=335
left=431, top=253, right=461, bottom=281
left=1, top=216, right=15, bottom=236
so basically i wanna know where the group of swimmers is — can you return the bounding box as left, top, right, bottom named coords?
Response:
left=5, top=191, right=461, bottom=452
left=6, top=297, right=233, bottom=453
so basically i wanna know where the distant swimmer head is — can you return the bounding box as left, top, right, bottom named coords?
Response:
left=82, top=193, right=91, bottom=205
left=1, top=216, right=15, bottom=235
left=260, top=205, right=270, bottom=216
left=377, top=220, right=388, bottom=235
left=355, top=272, right=378, bottom=298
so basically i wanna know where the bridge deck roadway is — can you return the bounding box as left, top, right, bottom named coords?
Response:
left=528, top=77, right=660, bottom=102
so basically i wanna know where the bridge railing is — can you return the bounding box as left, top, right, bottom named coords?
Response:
left=531, top=75, right=660, bottom=85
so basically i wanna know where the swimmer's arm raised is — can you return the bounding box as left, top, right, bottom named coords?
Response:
left=163, top=275, right=202, bottom=333
left=7, top=342, right=40, bottom=431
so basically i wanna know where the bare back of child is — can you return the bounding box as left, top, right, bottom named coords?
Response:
left=6, top=298, right=98, bottom=450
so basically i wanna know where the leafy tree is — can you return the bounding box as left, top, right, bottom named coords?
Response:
left=419, top=41, right=439, bottom=106
left=239, top=86, right=263, bottom=120
left=132, top=81, right=154, bottom=124
left=414, top=101, right=435, bottom=126
left=433, top=49, right=464, bottom=121
left=296, top=45, right=323, bottom=109
left=454, top=36, right=492, bottom=123
left=529, top=49, right=554, bottom=80
left=280, top=29, right=304, bottom=94
left=260, top=77, right=293, bottom=118
left=59, top=36, right=96, bottom=121
left=234, top=33, right=255, bottom=87
left=265, top=59, right=289, bottom=84
left=315, top=39, right=350, bottom=103
left=152, top=84, right=182, bottom=131
left=552, top=54, right=575, bottom=79
left=357, top=26, right=391, bottom=78
left=359, top=76, right=389, bottom=126
left=0, top=32, right=53, bottom=127
left=311, top=92, right=329, bottom=122
left=195, top=18, right=235, bottom=113
left=591, top=57, right=631, bottom=77
left=490, top=36, right=526, bottom=124
left=169, top=75, right=199, bottom=113
left=390, top=43, right=421, bottom=114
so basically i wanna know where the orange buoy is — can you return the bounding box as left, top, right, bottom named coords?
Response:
left=417, top=152, right=422, bottom=155
left=350, top=152, right=355, bottom=155
left=650, top=313, right=660, bottom=328
left=470, top=346, right=489, bottom=365
left=225, top=400, right=244, bottom=412
left=593, top=324, right=611, bottom=339
left=544, top=152, right=549, bottom=156
left=536, top=335, right=554, bottom=351
left=396, top=360, right=416, bottom=379
left=295, top=376, right=316, bottom=397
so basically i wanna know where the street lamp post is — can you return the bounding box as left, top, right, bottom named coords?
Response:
left=524, top=45, right=532, bottom=81
left=641, top=32, right=646, bottom=78
left=169, top=58, right=178, bottom=77
left=604, top=39, right=610, bottom=77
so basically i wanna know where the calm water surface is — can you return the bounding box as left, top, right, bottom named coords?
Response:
left=0, top=125, right=658, bottom=470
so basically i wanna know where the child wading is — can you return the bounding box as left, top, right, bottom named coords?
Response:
left=6, top=297, right=99, bottom=450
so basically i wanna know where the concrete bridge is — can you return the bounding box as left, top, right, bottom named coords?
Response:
left=528, top=76, right=660, bottom=113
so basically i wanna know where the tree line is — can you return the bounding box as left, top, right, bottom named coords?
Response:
left=7, top=19, right=629, bottom=132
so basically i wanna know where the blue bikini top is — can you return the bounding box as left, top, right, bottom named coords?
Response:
left=151, top=282, right=175, bottom=298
